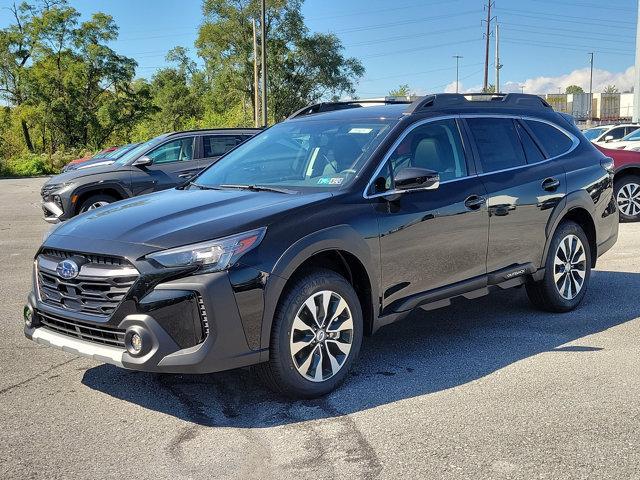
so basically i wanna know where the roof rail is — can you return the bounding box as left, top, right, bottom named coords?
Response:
left=404, top=93, right=552, bottom=114
left=287, top=99, right=412, bottom=120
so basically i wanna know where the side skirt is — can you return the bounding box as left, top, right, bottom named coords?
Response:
left=372, top=263, right=538, bottom=334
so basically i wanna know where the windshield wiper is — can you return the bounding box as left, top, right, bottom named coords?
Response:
left=187, top=182, right=221, bottom=190
left=219, top=184, right=296, bottom=194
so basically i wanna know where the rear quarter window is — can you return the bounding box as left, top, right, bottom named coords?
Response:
left=524, top=120, right=574, bottom=158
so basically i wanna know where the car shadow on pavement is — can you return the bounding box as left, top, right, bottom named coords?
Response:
left=82, top=269, right=640, bottom=428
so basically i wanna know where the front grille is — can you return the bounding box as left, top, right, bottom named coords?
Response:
left=38, top=310, right=125, bottom=348
left=36, top=250, right=138, bottom=317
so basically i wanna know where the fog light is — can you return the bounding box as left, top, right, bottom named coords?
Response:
left=23, top=305, right=35, bottom=328
left=130, top=332, right=142, bottom=354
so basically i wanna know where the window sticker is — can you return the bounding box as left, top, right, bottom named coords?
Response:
left=317, top=177, right=344, bottom=185
left=349, top=128, right=373, bottom=134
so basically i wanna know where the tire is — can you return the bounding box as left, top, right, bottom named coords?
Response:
left=255, top=269, right=363, bottom=398
left=526, top=221, right=591, bottom=313
left=614, top=174, right=640, bottom=222
left=78, top=194, right=117, bottom=214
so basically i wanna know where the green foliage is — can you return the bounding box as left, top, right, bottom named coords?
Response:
left=565, top=85, right=584, bottom=94
left=1, top=149, right=88, bottom=177
left=389, top=84, right=411, bottom=97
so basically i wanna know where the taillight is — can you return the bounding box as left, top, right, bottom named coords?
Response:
left=600, top=157, right=615, bottom=174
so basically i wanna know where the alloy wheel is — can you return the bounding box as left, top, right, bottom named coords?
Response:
left=83, top=201, right=110, bottom=212
left=617, top=182, right=640, bottom=217
left=553, top=234, right=587, bottom=300
left=289, top=290, right=354, bottom=382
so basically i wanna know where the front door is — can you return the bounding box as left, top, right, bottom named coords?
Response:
left=372, top=118, right=489, bottom=312
left=131, top=136, right=199, bottom=195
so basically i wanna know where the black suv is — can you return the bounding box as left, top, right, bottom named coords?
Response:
left=40, top=128, right=260, bottom=222
left=24, top=94, right=619, bottom=397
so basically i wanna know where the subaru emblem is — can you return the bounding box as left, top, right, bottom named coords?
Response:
left=56, top=259, right=79, bottom=279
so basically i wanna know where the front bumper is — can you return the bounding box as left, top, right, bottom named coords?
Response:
left=24, top=269, right=266, bottom=374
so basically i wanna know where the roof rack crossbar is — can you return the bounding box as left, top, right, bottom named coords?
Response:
left=287, top=99, right=413, bottom=120
left=404, top=93, right=552, bottom=115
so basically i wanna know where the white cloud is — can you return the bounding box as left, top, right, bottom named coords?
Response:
left=507, top=66, right=635, bottom=94
left=444, top=81, right=459, bottom=93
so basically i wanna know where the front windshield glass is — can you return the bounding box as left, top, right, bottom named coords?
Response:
left=582, top=127, right=606, bottom=141
left=621, top=129, right=640, bottom=141
left=113, top=135, right=168, bottom=166
left=195, top=118, right=396, bottom=191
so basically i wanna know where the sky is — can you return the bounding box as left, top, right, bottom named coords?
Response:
left=1, top=0, right=638, bottom=97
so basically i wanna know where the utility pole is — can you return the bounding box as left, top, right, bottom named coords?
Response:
left=482, top=1, right=495, bottom=92
left=260, top=0, right=268, bottom=127
left=453, top=55, right=463, bottom=93
left=588, top=52, right=594, bottom=124
left=633, top=0, right=640, bottom=122
left=494, top=22, right=501, bottom=94
left=252, top=19, right=260, bottom=128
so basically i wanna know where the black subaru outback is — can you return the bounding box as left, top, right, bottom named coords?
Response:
left=24, top=94, right=619, bottom=398
left=40, top=128, right=260, bottom=222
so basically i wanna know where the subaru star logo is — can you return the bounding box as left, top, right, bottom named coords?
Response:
left=56, top=259, right=79, bottom=279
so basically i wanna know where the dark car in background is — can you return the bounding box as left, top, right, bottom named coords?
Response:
left=594, top=143, right=640, bottom=221
left=61, top=143, right=141, bottom=172
left=25, top=94, right=618, bottom=397
left=41, top=128, right=260, bottom=222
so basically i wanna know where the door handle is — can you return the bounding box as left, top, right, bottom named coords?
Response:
left=178, top=173, right=194, bottom=179
left=464, top=194, right=486, bottom=210
left=541, top=177, right=560, bottom=191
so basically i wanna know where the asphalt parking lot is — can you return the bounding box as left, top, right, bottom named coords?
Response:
left=1, top=176, right=639, bottom=479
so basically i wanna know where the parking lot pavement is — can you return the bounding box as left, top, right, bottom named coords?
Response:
left=1, top=177, right=639, bottom=479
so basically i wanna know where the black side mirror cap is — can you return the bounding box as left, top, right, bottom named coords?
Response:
left=394, top=167, right=440, bottom=191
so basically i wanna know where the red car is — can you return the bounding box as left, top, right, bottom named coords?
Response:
left=595, top=144, right=640, bottom=221
left=65, top=146, right=118, bottom=168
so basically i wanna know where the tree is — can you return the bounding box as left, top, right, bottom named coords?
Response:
left=565, top=85, right=584, bottom=94
left=482, top=84, right=496, bottom=93
left=389, top=84, right=411, bottom=97
left=196, top=0, right=364, bottom=122
left=603, top=84, right=618, bottom=94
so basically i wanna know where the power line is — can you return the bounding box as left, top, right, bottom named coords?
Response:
left=501, top=38, right=634, bottom=56
left=497, top=7, right=636, bottom=28
left=501, top=26, right=634, bottom=46
left=528, top=0, right=635, bottom=11
left=500, top=22, right=635, bottom=42
left=333, top=10, right=478, bottom=34
left=360, top=62, right=485, bottom=83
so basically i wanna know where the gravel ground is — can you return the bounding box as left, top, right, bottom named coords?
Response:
left=1, top=177, right=639, bottom=480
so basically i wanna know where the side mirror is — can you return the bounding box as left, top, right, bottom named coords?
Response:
left=604, top=135, right=614, bottom=142
left=394, top=167, right=440, bottom=191
left=133, top=155, right=152, bottom=167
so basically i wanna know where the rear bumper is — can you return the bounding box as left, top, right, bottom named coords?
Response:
left=24, top=269, right=266, bottom=374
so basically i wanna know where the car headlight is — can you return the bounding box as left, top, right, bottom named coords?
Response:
left=147, top=227, right=266, bottom=272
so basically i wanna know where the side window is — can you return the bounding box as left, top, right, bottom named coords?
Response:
left=607, top=127, right=626, bottom=140
left=466, top=117, right=526, bottom=173
left=148, top=137, right=194, bottom=164
left=203, top=135, right=246, bottom=158
left=385, top=119, right=468, bottom=185
left=626, top=126, right=639, bottom=136
left=516, top=121, right=545, bottom=164
left=524, top=120, right=574, bottom=158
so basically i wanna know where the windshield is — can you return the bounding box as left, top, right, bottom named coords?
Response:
left=621, top=129, right=640, bottom=141
left=104, top=143, right=139, bottom=160
left=582, top=127, right=607, bottom=141
left=194, top=118, right=396, bottom=191
left=113, top=135, right=169, bottom=166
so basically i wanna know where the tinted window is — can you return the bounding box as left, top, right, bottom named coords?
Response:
left=148, top=138, right=194, bottom=164
left=203, top=135, right=247, bottom=158
left=607, top=127, right=626, bottom=140
left=516, top=121, right=545, bottom=164
left=467, top=118, right=526, bottom=173
left=525, top=120, right=573, bottom=157
left=582, top=127, right=607, bottom=141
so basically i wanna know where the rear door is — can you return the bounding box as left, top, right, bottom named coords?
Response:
left=464, top=116, right=570, bottom=273
left=199, top=134, right=252, bottom=169
left=130, top=136, right=199, bottom=194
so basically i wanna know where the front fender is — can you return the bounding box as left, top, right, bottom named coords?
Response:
left=259, top=225, right=379, bottom=358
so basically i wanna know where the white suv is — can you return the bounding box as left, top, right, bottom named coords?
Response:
left=583, top=124, right=640, bottom=145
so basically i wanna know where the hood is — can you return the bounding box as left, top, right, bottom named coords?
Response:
left=46, top=163, right=127, bottom=185
left=64, top=158, right=115, bottom=172
left=46, top=187, right=333, bottom=251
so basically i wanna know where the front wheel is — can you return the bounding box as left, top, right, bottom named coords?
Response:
left=78, top=194, right=117, bottom=214
left=615, top=175, right=640, bottom=222
left=255, top=269, right=363, bottom=398
left=526, top=221, right=591, bottom=312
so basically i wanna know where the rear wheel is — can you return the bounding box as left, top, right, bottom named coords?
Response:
left=255, top=269, right=363, bottom=398
left=78, top=194, right=117, bottom=214
left=526, top=221, right=591, bottom=312
left=615, top=175, right=640, bottom=222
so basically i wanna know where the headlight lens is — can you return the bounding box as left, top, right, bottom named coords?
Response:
left=147, top=227, right=266, bottom=272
